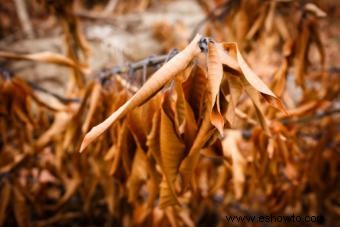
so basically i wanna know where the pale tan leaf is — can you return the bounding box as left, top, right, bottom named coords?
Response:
left=222, top=130, right=246, bottom=199
left=207, top=42, right=223, bottom=109
left=82, top=82, right=102, bottom=133
left=0, top=51, right=89, bottom=74
left=208, top=42, right=225, bottom=135
left=216, top=44, right=240, bottom=71
left=304, top=3, right=327, bottom=17
left=221, top=42, right=287, bottom=114
left=281, top=100, right=327, bottom=118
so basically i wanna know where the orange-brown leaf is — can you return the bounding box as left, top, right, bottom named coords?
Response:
left=80, top=34, right=202, bottom=152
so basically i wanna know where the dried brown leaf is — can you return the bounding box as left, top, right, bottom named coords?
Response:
left=159, top=106, right=185, bottom=208
left=80, top=34, right=202, bottom=152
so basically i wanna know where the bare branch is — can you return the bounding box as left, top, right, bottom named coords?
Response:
left=98, top=49, right=179, bottom=83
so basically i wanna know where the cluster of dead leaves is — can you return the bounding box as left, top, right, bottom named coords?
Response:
left=196, top=0, right=327, bottom=89
left=0, top=0, right=339, bottom=226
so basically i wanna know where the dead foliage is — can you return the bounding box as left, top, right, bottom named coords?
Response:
left=0, top=0, right=339, bottom=226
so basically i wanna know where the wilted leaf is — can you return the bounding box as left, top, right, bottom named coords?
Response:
left=0, top=51, right=89, bottom=75
left=222, top=130, right=245, bottom=199
left=82, top=82, right=102, bottom=133
left=159, top=105, right=185, bottom=208
left=80, top=34, right=202, bottom=152
left=127, top=146, right=148, bottom=203
left=221, top=42, right=287, bottom=114
left=225, top=73, right=243, bottom=127
left=182, top=65, right=208, bottom=120
left=174, top=78, right=198, bottom=147
left=207, top=42, right=225, bottom=135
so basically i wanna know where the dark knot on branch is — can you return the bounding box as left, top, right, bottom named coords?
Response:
left=198, top=37, right=209, bottom=53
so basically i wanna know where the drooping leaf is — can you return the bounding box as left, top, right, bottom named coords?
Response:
left=147, top=110, right=162, bottom=168
left=182, top=65, right=208, bottom=120
left=207, top=42, right=225, bottom=135
left=127, top=146, right=148, bottom=203
left=174, top=78, right=198, bottom=147
left=221, top=42, right=287, bottom=114
left=82, top=82, right=102, bottom=133
left=179, top=105, right=215, bottom=189
left=222, top=130, right=246, bottom=199
left=159, top=104, right=185, bottom=208
left=80, top=34, right=203, bottom=152
left=241, top=77, right=270, bottom=134
left=225, top=72, right=243, bottom=127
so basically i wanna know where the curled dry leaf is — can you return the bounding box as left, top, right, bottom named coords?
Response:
left=80, top=34, right=203, bottom=152
left=0, top=51, right=89, bottom=75
left=207, top=42, right=224, bottom=135
left=159, top=105, right=185, bottom=208
left=1, top=1, right=338, bottom=225
left=304, top=3, right=327, bottom=18
left=220, top=42, right=287, bottom=114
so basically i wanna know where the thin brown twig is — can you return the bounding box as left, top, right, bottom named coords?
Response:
left=98, top=49, right=179, bottom=83
left=282, top=108, right=340, bottom=125
left=242, top=108, right=340, bottom=139
left=0, top=67, right=80, bottom=104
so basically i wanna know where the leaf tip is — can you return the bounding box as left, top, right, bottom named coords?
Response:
left=79, top=133, right=92, bottom=153
left=79, top=140, right=87, bottom=153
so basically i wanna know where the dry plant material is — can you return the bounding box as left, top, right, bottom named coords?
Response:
left=44, top=0, right=90, bottom=90
left=0, top=51, right=89, bottom=75
left=1, top=0, right=339, bottom=226
left=79, top=35, right=286, bottom=207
